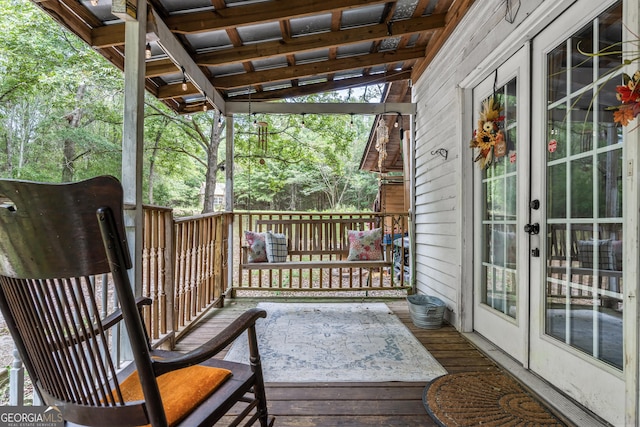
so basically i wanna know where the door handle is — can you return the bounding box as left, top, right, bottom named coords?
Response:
left=524, top=223, right=539, bottom=235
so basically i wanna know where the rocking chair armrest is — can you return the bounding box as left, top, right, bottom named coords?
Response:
left=153, top=308, right=267, bottom=376
left=101, top=297, right=153, bottom=330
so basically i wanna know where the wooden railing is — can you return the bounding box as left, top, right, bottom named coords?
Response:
left=172, top=211, right=230, bottom=335
left=4, top=208, right=408, bottom=403
left=142, top=206, right=230, bottom=344
left=234, top=211, right=411, bottom=293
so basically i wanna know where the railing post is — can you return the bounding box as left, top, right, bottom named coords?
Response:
left=9, top=347, right=24, bottom=406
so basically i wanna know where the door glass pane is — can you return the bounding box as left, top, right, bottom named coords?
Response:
left=481, top=78, right=518, bottom=319
left=544, top=1, right=623, bottom=370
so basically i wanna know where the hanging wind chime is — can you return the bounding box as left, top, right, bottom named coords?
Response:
left=376, top=119, right=389, bottom=172
left=256, top=121, right=268, bottom=153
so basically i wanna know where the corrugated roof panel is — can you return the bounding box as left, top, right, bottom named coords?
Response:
left=186, top=30, right=233, bottom=51
left=341, top=4, right=385, bottom=28
left=209, top=63, right=246, bottom=77
left=226, top=87, right=254, bottom=97
left=236, top=21, right=282, bottom=44
left=262, top=81, right=293, bottom=91
left=82, top=1, right=119, bottom=22
left=379, top=37, right=402, bottom=51
left=157, top=0, right=213, bottom=14
left=334, top=70, right=365, bottom=80
left=295, top=49, right=330, bottom=64
left=405, top=34, right=420, bottom=48
left=369, top=65, right=388, bottom=74
left=336, top=42, right=374, bottom=58
left=290, top=14, right=332, bottom=36
left=252, top=56, right=289, bottom=71
left=299, top=76, right=328, bottom=86
left=225, top=0, right=271, bottom=6
left=392, top=0, right=420, bottom=20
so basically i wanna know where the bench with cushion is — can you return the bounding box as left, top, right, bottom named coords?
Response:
left=238, top=217, right=398, bottom=290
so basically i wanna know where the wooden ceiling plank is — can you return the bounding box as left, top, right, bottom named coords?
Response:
left=148, top=8, right=226, bottom=113
left=196, top=14, right=446, bottom=66
left=166, top=0, right=389, bottom=34
left=212, top=46, right=425, bottom=89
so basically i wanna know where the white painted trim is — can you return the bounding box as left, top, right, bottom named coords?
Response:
left=457, top=85, right=474, bottom=332
left=623, top=0, right=640, bottom=424
left=226, top=102, right=416, bottom=115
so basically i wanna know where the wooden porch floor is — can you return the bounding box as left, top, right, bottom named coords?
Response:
left=173, top=298, right=529, bottom=426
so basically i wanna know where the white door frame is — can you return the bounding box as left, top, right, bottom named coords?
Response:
left=458, top=1, right=578, bottom=334
left=471, top=45, right=531, bottom=365
left=529, top=1, right=631, bottom=424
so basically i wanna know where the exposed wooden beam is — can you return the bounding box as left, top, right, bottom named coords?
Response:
left=225, top=102, right=416, bottom=115
left=166, top=0, right=389, bottom=34
left=196, top=14, right=446, bottom=67
left=212, top=47, right=425, bottom=89
left=227, top=71, right=411, bottom=101
left=145, top=58, right=178, bottom=77
left=142, top=14, right=445, bottom=80
left=35, top=0, right=93, bottom=45
left=157, top=82, right=200, bottom=100
left=92, top=0, right=389, bottom=47
left=148, top=8, right=226, bottom=113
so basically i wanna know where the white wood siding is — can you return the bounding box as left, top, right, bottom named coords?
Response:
left=412, top=0, right=545, bottom=327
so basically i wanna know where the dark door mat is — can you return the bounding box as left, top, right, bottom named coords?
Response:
left=423, top=371, right=567, bottom=426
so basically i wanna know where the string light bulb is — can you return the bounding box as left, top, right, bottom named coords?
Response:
left=349, top=113, right=354, bottom=128
left=301, top=113, right=306, bottom=128
left=181, top=66, right=188, bottom=91
left=203, top=103, right=208, bottom=112
left=145, top=43, right=152, bottom=59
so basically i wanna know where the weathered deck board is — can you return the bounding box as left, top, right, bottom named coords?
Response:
left=174, top=298, right=498, bottom=426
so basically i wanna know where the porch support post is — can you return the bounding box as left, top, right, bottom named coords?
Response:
left=408, top=111, right=417, bottom=295
left=121, top=0, right=146, bottom=296
left=225, top=114, right=235, bottom=297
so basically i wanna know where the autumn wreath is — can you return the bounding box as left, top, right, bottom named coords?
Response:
left=470, top=96, right=505, bottom=169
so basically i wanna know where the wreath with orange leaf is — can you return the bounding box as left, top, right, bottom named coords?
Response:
left=470, top=96, right=505, bottom=169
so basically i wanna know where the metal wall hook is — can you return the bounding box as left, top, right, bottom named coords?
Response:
left=431, top=148, right=448, bottom=160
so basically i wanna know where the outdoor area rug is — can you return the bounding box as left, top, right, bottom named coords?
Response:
left=224, top=302, right=447, bottom=382
left=423, top=371, right=566, bottom=426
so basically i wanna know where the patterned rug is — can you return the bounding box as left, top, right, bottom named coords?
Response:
left=423, top=371, right=566, bottom=426
left=224, top=302, right=447, bottom=382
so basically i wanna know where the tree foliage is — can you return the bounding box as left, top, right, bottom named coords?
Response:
left=0, top=0, right=382, bottom=214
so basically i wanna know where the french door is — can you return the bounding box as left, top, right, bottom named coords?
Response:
left=529, top=0, right=625, bottom=423
left=472, top=46, right=530, bottom=364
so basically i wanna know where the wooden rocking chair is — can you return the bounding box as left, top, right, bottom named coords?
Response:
left=0, top=176, right=274, bottom=427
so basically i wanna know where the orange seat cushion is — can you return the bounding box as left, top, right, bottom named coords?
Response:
left=119, top=364, right=232, bottom=426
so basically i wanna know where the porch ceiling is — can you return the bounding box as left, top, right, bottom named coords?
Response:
left=31, top=0, right=474, bottom=114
